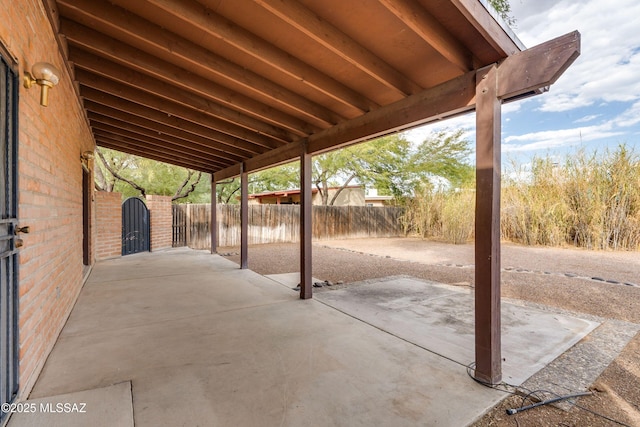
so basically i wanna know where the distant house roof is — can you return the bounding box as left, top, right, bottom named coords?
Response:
left=248, top=185, right=361, bottom=199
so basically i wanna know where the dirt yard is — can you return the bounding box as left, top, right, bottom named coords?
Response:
left=220, top=237, right=640, bottom=426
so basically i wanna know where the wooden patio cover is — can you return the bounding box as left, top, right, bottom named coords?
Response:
left=44, top=0, right=580, bottom=384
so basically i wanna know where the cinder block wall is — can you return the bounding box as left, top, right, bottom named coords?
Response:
left=147, top=195, right=173, bottom=251
left=95, top=192, right=123, bottom=259
left=0, top=1, right=96, bottom=397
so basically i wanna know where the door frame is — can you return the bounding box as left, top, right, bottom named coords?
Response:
left=0, top=42, right=20, bottom=425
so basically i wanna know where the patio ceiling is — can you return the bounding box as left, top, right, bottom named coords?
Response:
left=44, top=0, right=526, bottom=174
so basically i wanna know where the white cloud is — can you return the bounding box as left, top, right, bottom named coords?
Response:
left=503, top=98, right=640, bottom=152
left=613, top=100, right=640, bottom=127
left=510, top=0, right=640, bottom=113
left=574, top=114, right=601, bottom=123
left=404, top=112, right=476, bottom=144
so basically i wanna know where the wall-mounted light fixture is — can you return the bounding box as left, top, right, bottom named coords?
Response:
left=24, top=62, right=61, bottom=107
left=80, top=150, right=94, bottom=172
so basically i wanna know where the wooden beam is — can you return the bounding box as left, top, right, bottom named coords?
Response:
left=143, top=0, right=374, bottom=115
left=62, top=20, right=319, bottom=136
left=497, top=31, right=581, bottom=100
left=57, top=1, right=343, bottom=127
left=77, top=69, right=285, bottom=149
left=254, top=0, right=422, bottom=97
left=451, top=0, right=522, bottom=57
left=213, top=32, right=579, bottom=181
left=95, top=138, right=215, bottom=172
left=94, top=132, right=215, bottom=170
left=214, top=71, right=476, bottom=179
left=90, top=121, right=231, bottom=168
left=84, top=103, right=249, bottom=161
left=81, top=89, right=263, bottom=156
left=474, top=64, right=501, bottom=385
left=240, top=164, right=249, bottom=269
left=378, top=0, right=473, bottom=71
left=211, top=175, right=217, bottom=254
left=307, top=71, right=476, bottom=154
left=299, top=144, right=312, bottom=299
left=71, top=48, right=298, bottom=143
left=214, top=140, right=304, bottom=181
left=88, top=112, right=242, bottom=164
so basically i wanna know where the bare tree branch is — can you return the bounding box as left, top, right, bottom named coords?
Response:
left=96, top=148, right=147, bottom=198
left=172, top=171, right=202, bottom=201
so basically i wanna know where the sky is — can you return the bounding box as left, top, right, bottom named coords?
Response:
left=405, top=0, right=640, bottom=168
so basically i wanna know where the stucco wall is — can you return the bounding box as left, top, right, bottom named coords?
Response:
left=0, top=0, right=96, bottom=397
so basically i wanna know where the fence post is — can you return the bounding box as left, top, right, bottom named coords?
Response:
left=240, top=164, right=248, bottom=269
left=211, top=175, right=217, bottom=254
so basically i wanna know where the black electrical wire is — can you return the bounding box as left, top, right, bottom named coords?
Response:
left=506, top=391, right=593, bottom=415
left=465, top=361, right=632, bottom=427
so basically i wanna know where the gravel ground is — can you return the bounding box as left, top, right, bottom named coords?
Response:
left=219, top=238, right=640, bottom=426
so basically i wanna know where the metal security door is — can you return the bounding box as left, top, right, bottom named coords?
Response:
left=122, top=197, right=150, bottom=255
left=0, top=50, right=19, bottom=424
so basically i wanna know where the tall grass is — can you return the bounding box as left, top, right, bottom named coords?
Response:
left=401, top=185, right=475, bottom=244
left=401, top=145, right=640, bottom=250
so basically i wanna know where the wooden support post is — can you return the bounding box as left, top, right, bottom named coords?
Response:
left=474, top=64, right=502, bottom=384
left=240, top=164, right=248, bottom=269
left=299, top=145, right=312, bottom=299
left=210, top=174, right=217, bottom=254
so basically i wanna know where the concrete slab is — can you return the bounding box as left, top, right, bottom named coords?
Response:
left=25, top=249, right=511, bottom=426
left=316, top=276, right=600, bottom=385
left=22, top=249, right=606, bottom=426
left=265, top=272, right=323, bottom=289
left=8, top=382, right=133, bottom=427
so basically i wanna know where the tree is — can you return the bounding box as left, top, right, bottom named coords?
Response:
left=488, top=0, right=515, bottom=26
left=95, top=147, right=210, bottom=202
left=214, top=130, right=472, bottom=205
left=312, top=135, right=411, bottom=204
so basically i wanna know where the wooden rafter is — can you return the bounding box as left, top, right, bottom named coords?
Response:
left=95, top=137, right=215, bottom=171
left=71, top=49, right=298, bottom=143
left=254, top=0, right=422, bottom=97
left=62, top=20, right=319, bottom=136
left=84, top=104, right=249, bottom=161
left=58, top=0, right=343, bottom=127
left=215, top=70, right=476, bottom=180
left=378, top=0, right=473, bottom=71
left=77, top=69, right=285, bottom=149
left=142, top=0, right=375, bottom=115
left=90, top=122, right=233, bottom=168
left=88, top=113, right=243, bottom=164
left=81, top=88, right=265, bottom=156
left=451, top=0, right=522, bottom=56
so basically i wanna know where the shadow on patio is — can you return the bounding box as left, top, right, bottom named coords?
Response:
left=10, top=248, right=598, bottom=426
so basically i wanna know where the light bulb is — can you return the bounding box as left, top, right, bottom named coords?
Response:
left=31, top=62, right=60, bottom=86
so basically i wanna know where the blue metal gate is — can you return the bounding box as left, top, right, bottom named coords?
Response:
left=122, top=197, right=150, bottom=255
left=0, top=48, right=19, bottom=424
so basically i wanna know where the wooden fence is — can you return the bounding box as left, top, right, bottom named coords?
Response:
left=172, top=204, right=404, bottom=249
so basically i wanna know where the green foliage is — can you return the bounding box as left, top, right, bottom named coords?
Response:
left=215, top=130, right=473, bottom=205
left=487, top=0, right=516, bottom=26
left=95, top=148, right=211, bottom=203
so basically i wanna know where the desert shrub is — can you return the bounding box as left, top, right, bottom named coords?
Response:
left=401, top=185, right=474, bottom=244
left=403, top=145, right=640, bottom=250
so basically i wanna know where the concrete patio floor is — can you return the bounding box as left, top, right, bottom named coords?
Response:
left=10, top=248, right=599, bottom=426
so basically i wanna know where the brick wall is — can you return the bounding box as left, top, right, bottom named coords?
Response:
left=1, top=0, right=96, bottom=398
left=95, top=192, right=123, bottom=260
left=147, top=195, right=173, bottom=251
